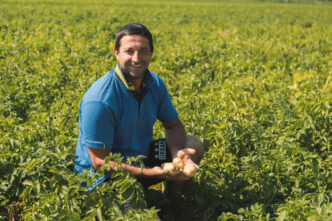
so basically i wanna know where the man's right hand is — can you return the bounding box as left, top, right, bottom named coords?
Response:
left=143, top=166, right=169, bottom=179
left=144, top=166, right=192, bottom=181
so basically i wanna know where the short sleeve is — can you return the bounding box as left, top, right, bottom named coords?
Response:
left=81, top=101, right=114, bottom=149
left=157, top=80, right=178, bottom=123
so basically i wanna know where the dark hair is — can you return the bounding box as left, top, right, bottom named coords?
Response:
left=115, top=23, right=153, bottom=52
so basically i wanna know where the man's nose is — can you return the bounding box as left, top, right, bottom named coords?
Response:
left=132, top=51, right=140, bottom=63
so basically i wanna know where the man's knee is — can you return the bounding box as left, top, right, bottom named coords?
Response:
left=185, top=135, right=204, bottom=163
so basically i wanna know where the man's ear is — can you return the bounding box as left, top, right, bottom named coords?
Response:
left=113, top=48, right=119, bottom=59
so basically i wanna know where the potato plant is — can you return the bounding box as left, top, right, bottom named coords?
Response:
left=1, top=0, right=331, bottom=220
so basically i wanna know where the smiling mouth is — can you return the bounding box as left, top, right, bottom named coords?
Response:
left=131, top=64, right=142, bottom=68
left=130, top=64, right=145, bottom=71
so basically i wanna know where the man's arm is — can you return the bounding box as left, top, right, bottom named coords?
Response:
left=87, top=147, right=168, bottom=179
left=163, top=118, right=199, bottom=181
left=163, top=118, right=186, bottom=159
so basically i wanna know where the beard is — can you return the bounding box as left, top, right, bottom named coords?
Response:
left=123, top=63, right=148, bottom=80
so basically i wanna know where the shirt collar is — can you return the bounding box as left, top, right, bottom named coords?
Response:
left=115, top=63, right=148, bottom=91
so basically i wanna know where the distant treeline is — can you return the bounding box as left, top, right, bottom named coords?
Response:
left=178, top=0, right=332, bottom=3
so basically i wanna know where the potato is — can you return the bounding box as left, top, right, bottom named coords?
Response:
left=161, top=162, right=180, bottom=176
left=183, top=163, right=198, bottom=177
left=172, top=157, right=184, bottom=170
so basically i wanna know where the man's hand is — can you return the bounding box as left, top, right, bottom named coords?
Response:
left=174, top=147, right=196, bottom=165
left=165, top=171, right=192, bottom=181
left=143, top=166, right=169, bottom=179
left=162, top=147, right=198, bottom=181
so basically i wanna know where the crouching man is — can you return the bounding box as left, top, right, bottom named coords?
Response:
left=75, top=23, right=204, bottom=202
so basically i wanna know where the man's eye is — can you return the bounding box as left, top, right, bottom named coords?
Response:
left=125, top=50, right=134, bottom=55
left=140, top=50, right=148, bottom=55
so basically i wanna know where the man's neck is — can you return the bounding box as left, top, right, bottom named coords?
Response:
left=124, top=74, right=143, bottom=94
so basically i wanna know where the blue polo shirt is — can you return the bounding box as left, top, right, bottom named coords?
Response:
left=75, top=64, right=178, bottom=187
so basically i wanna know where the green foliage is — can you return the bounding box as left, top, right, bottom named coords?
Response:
left=1, top=0, right=331, bottom=220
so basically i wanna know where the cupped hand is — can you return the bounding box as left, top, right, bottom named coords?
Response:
left=148, top=166, right=169, bottom=179
left=165, top=171, right=192, bottom=181
left=175, top=148, right=196, bottom=165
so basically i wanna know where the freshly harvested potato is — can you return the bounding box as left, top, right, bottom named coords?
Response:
left=172, top=157, right=184, bottom=169
left=183, top=163, right=198, bottom=177
left=161, top=162, right=180, bottom=176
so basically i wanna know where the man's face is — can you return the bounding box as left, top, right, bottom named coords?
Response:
left=114, top=35, right=153, bottom=80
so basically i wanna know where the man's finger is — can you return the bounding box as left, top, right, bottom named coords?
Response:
left=183, top=148, right=196, bottom=155
left=176, top=148, right=196, bottom=159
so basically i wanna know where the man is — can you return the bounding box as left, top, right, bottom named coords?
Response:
left=75, top=23, right=204, bottom=193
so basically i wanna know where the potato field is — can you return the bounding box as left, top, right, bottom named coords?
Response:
left=1, top=0, right=331, bottom=220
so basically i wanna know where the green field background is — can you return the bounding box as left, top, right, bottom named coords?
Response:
left=1, top=0, right=331, bottom=220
